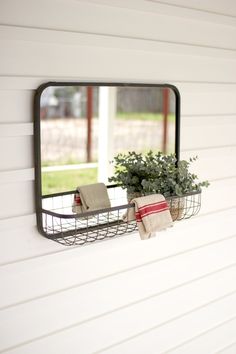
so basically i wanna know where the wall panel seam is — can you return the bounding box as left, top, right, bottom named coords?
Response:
left=0, top=123, right=33, bottom=137
left=65, top=0, right=236, bottom=20
left=217, top=340, right=236, bottom=354
left=94, top=314, right=236, bottom=354
left=0, top=168, right=34, bottom=184
left=182, top=144, right=236, bottom=152
left=1, top=23, right=236, bottom=52
left=163, top=317, right=236, bottom=354
left=0, top=206, right=235, bottom=267
left=1, top=237, right=236, bottom=311
left=0, top=214, right=36, bottom=231
left=3, top=291, right=236, bottom=354
left=208, top=175, right=236, bottom=183
left=1, top=74, right=236, bottom=85
left=1, top=77, right=236, bottom=89
left=182, top=114, right=236, bottom=117
left=147, top=0, right=236, bottom=19
left=80, top=0, right=236, bottom=21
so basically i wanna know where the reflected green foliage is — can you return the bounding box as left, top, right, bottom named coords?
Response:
left=42, top=168, right=97, bottom=195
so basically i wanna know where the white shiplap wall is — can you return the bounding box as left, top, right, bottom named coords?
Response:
left=0, top=0, right=236, bottom=353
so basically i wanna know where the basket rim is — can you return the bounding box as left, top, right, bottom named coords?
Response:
left=42, top=186, right=201, bottom=219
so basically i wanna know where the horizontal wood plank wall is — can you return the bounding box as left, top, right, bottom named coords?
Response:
left=218, top=342, right=236, bottom=354
left=0, top=0, right=236, bottom=353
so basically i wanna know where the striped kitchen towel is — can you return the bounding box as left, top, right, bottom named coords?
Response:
left=72, top=192, right=83, bottom=214
left=125, top=194, right=173, bottom=240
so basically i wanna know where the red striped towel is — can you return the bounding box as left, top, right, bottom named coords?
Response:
left=125, top=194, right=173, bottom=240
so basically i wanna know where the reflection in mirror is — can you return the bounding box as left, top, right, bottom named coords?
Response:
left=35, top=83, right=180, bottom=243
left=40, top=84, right=179, bottom=195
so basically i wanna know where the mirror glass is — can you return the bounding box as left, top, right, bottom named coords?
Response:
left=38, top=83, right=180, bottom=195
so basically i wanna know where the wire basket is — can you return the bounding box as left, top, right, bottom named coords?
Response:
left=167, top=193, right=201, bottom=221
left=41, top=185, right=201, bottom=246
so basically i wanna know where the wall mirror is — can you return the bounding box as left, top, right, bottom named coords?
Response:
left=34, top=82, right=180, bottom=243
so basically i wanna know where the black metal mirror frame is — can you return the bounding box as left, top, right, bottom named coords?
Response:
left=34, top=82, right=181, bottom=237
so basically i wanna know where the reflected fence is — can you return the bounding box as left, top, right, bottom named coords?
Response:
left=41, top=117, right=175, bottom=167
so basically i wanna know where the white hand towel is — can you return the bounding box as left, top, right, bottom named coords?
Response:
left=125, top=194, right=173, bottom=240
left=72, top=183, right=111, bottom=214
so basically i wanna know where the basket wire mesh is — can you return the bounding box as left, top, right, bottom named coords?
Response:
left=41, top=185, right=201, bottom=246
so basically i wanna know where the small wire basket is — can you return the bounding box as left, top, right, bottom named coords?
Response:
left=41, top=185, right=201, bottom=246
left=167, top=192, right=201, bottom=221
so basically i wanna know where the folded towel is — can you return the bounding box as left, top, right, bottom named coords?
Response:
left=72, top=183, right=111, bottom=214
left=125, top=194, right=173, bottom=240
left=72, top=192, right=83, bottom=214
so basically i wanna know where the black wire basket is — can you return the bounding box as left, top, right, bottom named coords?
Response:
left=41, top=185, right=201, bottom=246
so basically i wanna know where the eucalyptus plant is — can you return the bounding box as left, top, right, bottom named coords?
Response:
left=109, top=151, right=209, bottom=197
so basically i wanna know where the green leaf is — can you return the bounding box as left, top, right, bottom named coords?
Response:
left=109, top=150, right=210, bottom=196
